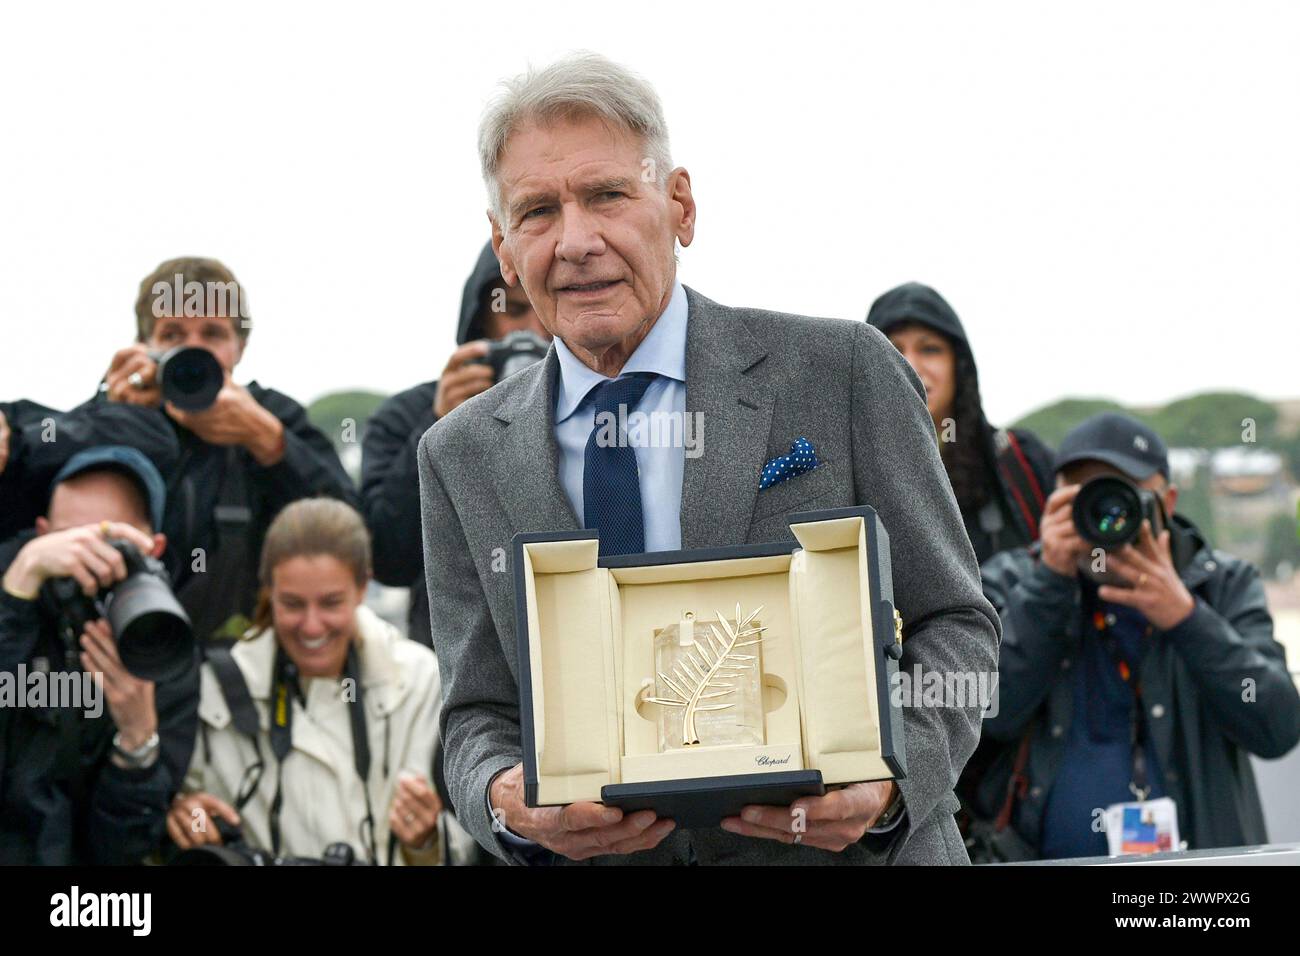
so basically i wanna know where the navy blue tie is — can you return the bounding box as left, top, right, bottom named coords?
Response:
left=583, top=373, right=657, bottom=557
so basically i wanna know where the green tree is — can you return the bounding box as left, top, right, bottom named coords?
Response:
left=1011, top=398, right=1129, bottom=448
left=307, top=390, right=389, bottom=449
left=1146, top=392, right=1277, bottom=449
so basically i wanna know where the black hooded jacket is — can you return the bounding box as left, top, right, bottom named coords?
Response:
left=361, top=242, right=504, bottom=648
left=867, top=282, right=1055, bottom=564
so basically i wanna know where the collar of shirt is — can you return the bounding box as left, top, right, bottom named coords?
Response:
left=552, top=280, right=688, bottom=424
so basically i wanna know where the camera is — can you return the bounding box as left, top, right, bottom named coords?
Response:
left=40, top=538, right=194, bottom=683
left=154, top=346, right=224, bottom=411
left=1071, top=474, right=1167, bottom=548
left=472, top=330, right=549, bottom=382
left=171, top=820, right=362, bottom=866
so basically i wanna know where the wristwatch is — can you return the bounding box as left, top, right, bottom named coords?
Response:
left=871, top=787, right=905, bottom=831
left=110, top=731, right=161, bottom=770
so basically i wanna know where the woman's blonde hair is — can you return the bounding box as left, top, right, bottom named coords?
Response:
left=252, top=497, right=372, bottom=629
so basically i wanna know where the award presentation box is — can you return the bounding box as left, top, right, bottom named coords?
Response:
left=512, top=506, right=906, bottom=828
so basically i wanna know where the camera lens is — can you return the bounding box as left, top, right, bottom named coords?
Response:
left=101, top=542, right=195, bottom=683
left=1072, top=475, right=1143, bottom=547
left=158, top=346, right=223, bottom=411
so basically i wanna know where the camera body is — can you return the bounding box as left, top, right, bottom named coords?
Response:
left=40, top=538, right=194, bottom=683
left=471, top=330, right=549, bottom=382
left=171, top=820, right=362, bottom=866
left=153, top=346, right=224, bottom=411
left=1071, top=474, right=1167, bottom=549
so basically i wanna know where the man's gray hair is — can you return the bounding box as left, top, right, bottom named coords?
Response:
left=478, top=52, right=673, bottom=226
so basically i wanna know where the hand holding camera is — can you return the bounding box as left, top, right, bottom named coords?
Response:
left=164, top=375, right=286, bottom=466
left=2, top=521, right=156, bottom=599
left=1097, top=520, right=1196, bottom=630
left=167, top=791, right=242, bottom=850
left=79, top=618, right=157, bottom=750
left=434, top=341, right=495, bottom=418
left=104, top=345, right=163, bottom=407
left=1038, top=484, right=1091, bottom=578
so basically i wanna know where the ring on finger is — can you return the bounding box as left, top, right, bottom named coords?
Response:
left=1139, top=572, right=1149, bottom=587
left=99, top=520, right=112, bottom=539
left=128, top=371, right=145, bottom=390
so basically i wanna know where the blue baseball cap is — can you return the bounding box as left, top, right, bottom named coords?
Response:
left=50, top=446, right=167, bottom=531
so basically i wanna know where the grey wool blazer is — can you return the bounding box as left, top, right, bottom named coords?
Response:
left=417, top=286, right=1000, bottom=865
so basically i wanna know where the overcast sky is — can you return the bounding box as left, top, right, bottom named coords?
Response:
left=3, top=0, right=1296, bottom=425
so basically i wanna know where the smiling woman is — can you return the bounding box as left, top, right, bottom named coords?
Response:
left=169, top=497, right=466, bottom=865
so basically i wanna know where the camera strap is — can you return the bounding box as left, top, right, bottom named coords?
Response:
left=993, top=429, right=1047, bottom=542
left=209, top=639, right=391, bottom=863
left=175, top=446, right=257, bottom=644
left=1093, top=613, right=1153, bottom=801
left=264, top=644, right=379, bottom=863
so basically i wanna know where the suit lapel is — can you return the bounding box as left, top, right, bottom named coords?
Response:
left=488, top=349, right=581, bottom=536
left=679, top=287, right=774, bottom=549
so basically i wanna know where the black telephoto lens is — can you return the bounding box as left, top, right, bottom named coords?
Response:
left=102, top=541, right=195, bottom=683
left=157, top=346, right=224, bottom=411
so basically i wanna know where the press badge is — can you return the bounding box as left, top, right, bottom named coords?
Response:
left=1104, top=796, right=1180, bottom=857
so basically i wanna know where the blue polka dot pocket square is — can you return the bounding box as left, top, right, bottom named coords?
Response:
left=759, top=437, right=823, bottom=491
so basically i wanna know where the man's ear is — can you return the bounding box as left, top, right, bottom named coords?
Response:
left=35, top=516, right=50, bottom=536
left=669, top=167, right=696, bottom=247
left=151, top=533, right=167, bottom=560
left=1163, top=484, right=1178, bottom=518
left=489, top=214, right=518, bottom=285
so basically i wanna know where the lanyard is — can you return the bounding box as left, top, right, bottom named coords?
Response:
left=1092, top=609, right=1153, bottom=802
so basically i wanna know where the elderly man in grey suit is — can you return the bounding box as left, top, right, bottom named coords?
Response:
left=418, top=53, right=1000, bottom=865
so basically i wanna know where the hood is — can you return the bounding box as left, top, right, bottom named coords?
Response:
left=457, top=241, right=506, bottom=344
left=866, top=281, right=991, bottom=432
left=866, top=281, right=971, bottom=347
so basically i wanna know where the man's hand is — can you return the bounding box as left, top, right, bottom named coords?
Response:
left=1039, top=484, right=1091, bottom=577
left=1099, top=519, right=1196, bottom=630
left=389, top=773, right=443, bottom=849
left=720, top=781, right=898, bottom=851
left=434, top=341, right=495, bottom=419
left=1, top=521, right=156, bottom=599
left=165, top=376, right=285, bottom=466
left=167, top=792, right=241, bottom=849
left=103, top=345, right=163, bottom=407
left=489, top=763, right=675, bottom=861
left=0, top=409, right=10, bottom=476
left=79, top=618, right=157, bottom=748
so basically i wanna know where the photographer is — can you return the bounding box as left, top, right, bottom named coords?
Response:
left=361, top=240, right=549, bottom=647
left=979, top=413, right=1300, bottom=857
left=0, top=447, right=198, bottom=864
left=97, top=256, right=358, bottom=643
left=168, top=498, right=459, bottom=865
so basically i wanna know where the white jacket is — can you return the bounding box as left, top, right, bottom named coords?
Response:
left=184, top=605, right=450, bottom=864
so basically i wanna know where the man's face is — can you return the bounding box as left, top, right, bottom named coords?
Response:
left=491, top=114, right=695, bottom=363
left=479, top=281, right=550, bottom=342
left=38, top=471, right=166, bottom=559
left=147, top=314, right=244, bottom=374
